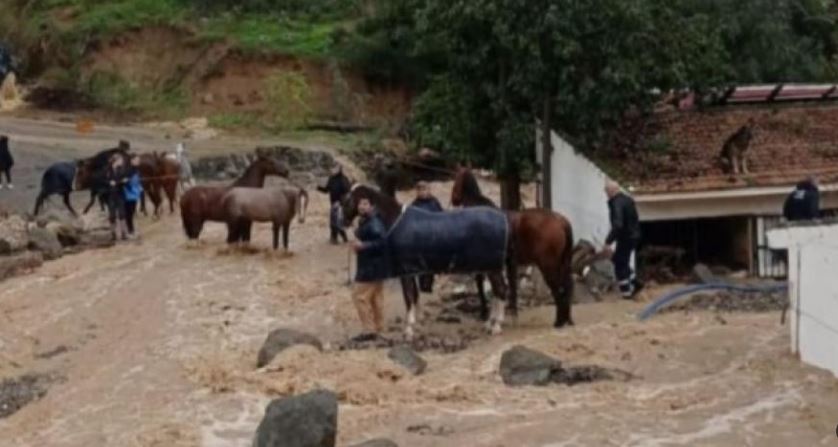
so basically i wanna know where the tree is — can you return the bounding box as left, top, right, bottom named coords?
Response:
left=411, top=0, right=729, bottom=209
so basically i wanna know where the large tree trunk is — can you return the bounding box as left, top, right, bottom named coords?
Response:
left=540, top=98, right=553, bottom=210
left=500, top=173, right=522, bottom=211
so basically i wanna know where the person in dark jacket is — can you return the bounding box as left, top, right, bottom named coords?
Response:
left=0, top=135, right=14, bottom=189
left=350, top=197, right=389, bottom=342
left=604, top=180, right=643, bottom=299
left=106, top=154, right=131, bottom=240
left=783, top=176, right=820, bottom=222
left=317, top=164, right=352, bottom=244
left=375, top=156, right=399, bottom=199
left=409, top=181, right=443, bottom=293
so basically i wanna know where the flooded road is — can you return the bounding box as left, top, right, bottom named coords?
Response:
left=0, top=117, right=837, bottom=446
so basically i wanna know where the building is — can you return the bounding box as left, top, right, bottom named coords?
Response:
left=536, top=84, right=838, bottom=278
left=767, top=220, right=838, bottom=377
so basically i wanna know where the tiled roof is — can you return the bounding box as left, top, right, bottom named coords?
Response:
left=608, top=102, right=838, bottom=194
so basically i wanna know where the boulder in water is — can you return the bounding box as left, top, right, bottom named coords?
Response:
left=387, top=346, right=427, bottom=376
left=27, top=226, right=63, bottom=260
left=257, top=329, right=323, bottom=368
left=499, top=345, right=562, bottom=387
left=0, top=215, right=28, bottom=255
left=252, top=389, right=337, bottom=447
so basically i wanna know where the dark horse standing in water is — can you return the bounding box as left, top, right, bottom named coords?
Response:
left=451, top=167, right=576, bottom=329
left=342, top=184, right=510, bottom=338
left=179, top=154, right=290, bottom=243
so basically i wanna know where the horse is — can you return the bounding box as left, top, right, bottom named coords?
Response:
left=139, top=152, right=180, bottom=217
left=180, top=155, right=290, bottom=242
left=342, top=184, right=510, bottom=338
left=451, top=167, right=576, bottom=328
left=33, top=143, right=131, bottom=216
left=222, top=185, right=308, bottom=250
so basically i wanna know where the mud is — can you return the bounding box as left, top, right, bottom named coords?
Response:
left=0, top=117, right=836, bottom=447
left=660, top=289, right=788, bottom=314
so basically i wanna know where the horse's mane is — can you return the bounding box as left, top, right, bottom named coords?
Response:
left=459, top=169, right=497, bottom=208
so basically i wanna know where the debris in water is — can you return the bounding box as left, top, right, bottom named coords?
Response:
left=0, top=373, right=58, bottom=419
left=34, top=345, right=70, bottom=360
left=406, top=423, right=454, bottom=437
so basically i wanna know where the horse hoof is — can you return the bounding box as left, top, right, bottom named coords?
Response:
left=490, top=324, right=503, bottom=336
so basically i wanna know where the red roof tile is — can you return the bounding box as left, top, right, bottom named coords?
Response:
left=608, top=102, right=838, bottom=194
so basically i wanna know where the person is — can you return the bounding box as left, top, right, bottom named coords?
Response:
left=123, top=155, right=144, bottom=239
left=106, top=154, right=130, bottom=241
left=409, top=181, right=443, bottom=293
left=175, top=142, right=195, bottom=190
left=375, top=157, right=399, bottom=199
left=350, top=197, right=388, bottom=342
left=603, top=180, right=644, bottom=299
left=0, top=135, right=13, bottom=189
left=317, top=164, right=352, bottom=244
left=783, top=176, right=820, bottom=222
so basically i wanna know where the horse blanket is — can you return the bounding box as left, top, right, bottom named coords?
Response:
left=381, top=206, right=508, bottom=280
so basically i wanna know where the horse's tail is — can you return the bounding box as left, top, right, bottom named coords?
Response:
left=560, top=218, right=575, bottom=325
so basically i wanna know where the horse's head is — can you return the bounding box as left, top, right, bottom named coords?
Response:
left=256, top=154, right=290, bottom=179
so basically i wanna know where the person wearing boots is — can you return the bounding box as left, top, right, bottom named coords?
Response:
left=603, top=180, right=644, bottom=299
left=106, top=154, right=130, bottom=241
left=317, top=164, right=352, bottom=244
left=0, top=135, right=14, bottom=189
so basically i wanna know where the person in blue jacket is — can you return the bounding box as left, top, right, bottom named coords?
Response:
left=350, top=197, right=389, bottom=342
left=123, top=154, right=144, bottom=239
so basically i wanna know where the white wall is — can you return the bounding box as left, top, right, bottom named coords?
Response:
left=539, top=130, right=611, bottom=245
left=768, top=222, right=838, bottom=377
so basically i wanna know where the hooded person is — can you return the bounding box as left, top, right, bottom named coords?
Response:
left=783, top=176, right=820, bottom=221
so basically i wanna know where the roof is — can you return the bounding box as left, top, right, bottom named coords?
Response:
left=608, top=101, right=838, bottom=195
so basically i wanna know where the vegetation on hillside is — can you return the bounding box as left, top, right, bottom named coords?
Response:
left=2, top=0, right=838, bottom=204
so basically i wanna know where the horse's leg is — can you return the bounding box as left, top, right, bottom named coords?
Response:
left=272, top=222, right=279, bottom=250
left=140, top=190, right=148, bottom=216
left=505, top=240, right=519, bottom=319
left=282, top=222, right=290, bottom=251
left=400, top=276, right=419, bottom=340
left=83, top=191, right=96, bottom=215
left=542, top=262, right=575, bottom=328
left=62, top=192, right=77, bottom=217
left=166, top=182, right=176, bottom=214
left=486, top=271, right=509, bottom=335
left=474, top=273, right=489, bottom=321
left=33, top=190, right=48, bottom=216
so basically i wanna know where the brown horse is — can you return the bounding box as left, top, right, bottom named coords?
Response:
left=342, top=184, right=510, bottom=337
left=452, top=167, right=575, bottom=328
left=180, top=155, right=290, bottom=242
left=139, top=152, right=180, bottom=218
left=222, top=186, right=308, bottom=250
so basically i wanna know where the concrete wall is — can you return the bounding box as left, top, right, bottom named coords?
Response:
left=538, top=129, right=611, bottom=245
left=767, top=221, right=838, bottom=377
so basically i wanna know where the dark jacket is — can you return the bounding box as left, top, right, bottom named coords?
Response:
left=606, top=192, right=641, bottom=245
left=0, top=136, right=12, bottom=169
left=410, top=196, right=444, bottom=213
left=318, top=172, right=351, bottom=205
left=783, top=181, right=820, bottom=221
left=355, top=212, right=389, bottom=282
left=106, top=164, right=130, bottom=196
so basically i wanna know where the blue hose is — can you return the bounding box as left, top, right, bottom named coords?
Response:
left=636, top=282, right=789, bottom=321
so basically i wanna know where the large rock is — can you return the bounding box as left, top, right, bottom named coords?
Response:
left=79, top=230, right=115, bottom=249
left=45, top=221, right=81, bottom=247
left=499, top=345, right=562, bottom=387
left=257, top=329, right=323, bottom=368
left=387, top=346, right=427, bottom=376
left=80, top=212, right=110, bottom=232
left=348, top=440, right=399, bottom=447
left=27, top=227, right=63, bottom=261
left=252, top=390, right=337, bottom=447
left=0, top=251, right=43, bottom=281
left=0, top=215, right=28, bottom=255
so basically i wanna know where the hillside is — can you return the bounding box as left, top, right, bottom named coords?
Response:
left=0, top=0, right=410, bottom=132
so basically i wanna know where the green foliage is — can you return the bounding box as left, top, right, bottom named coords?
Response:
left=263, top=71, right=314, bottom=130
left=645, top=135, right=673, bottom=154
left=208, top=112, right=260, bottom=129
left=181, top=0, right=362, bottom=20
left=84, top=70, right=189, bottom=117
left=201, top=15, right=342, bottom=57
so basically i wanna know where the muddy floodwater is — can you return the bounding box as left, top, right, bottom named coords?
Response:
left=1, top=118, right=838, bottom=446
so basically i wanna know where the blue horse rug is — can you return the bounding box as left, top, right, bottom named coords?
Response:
left=382, top=206, right=508, bottom=280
